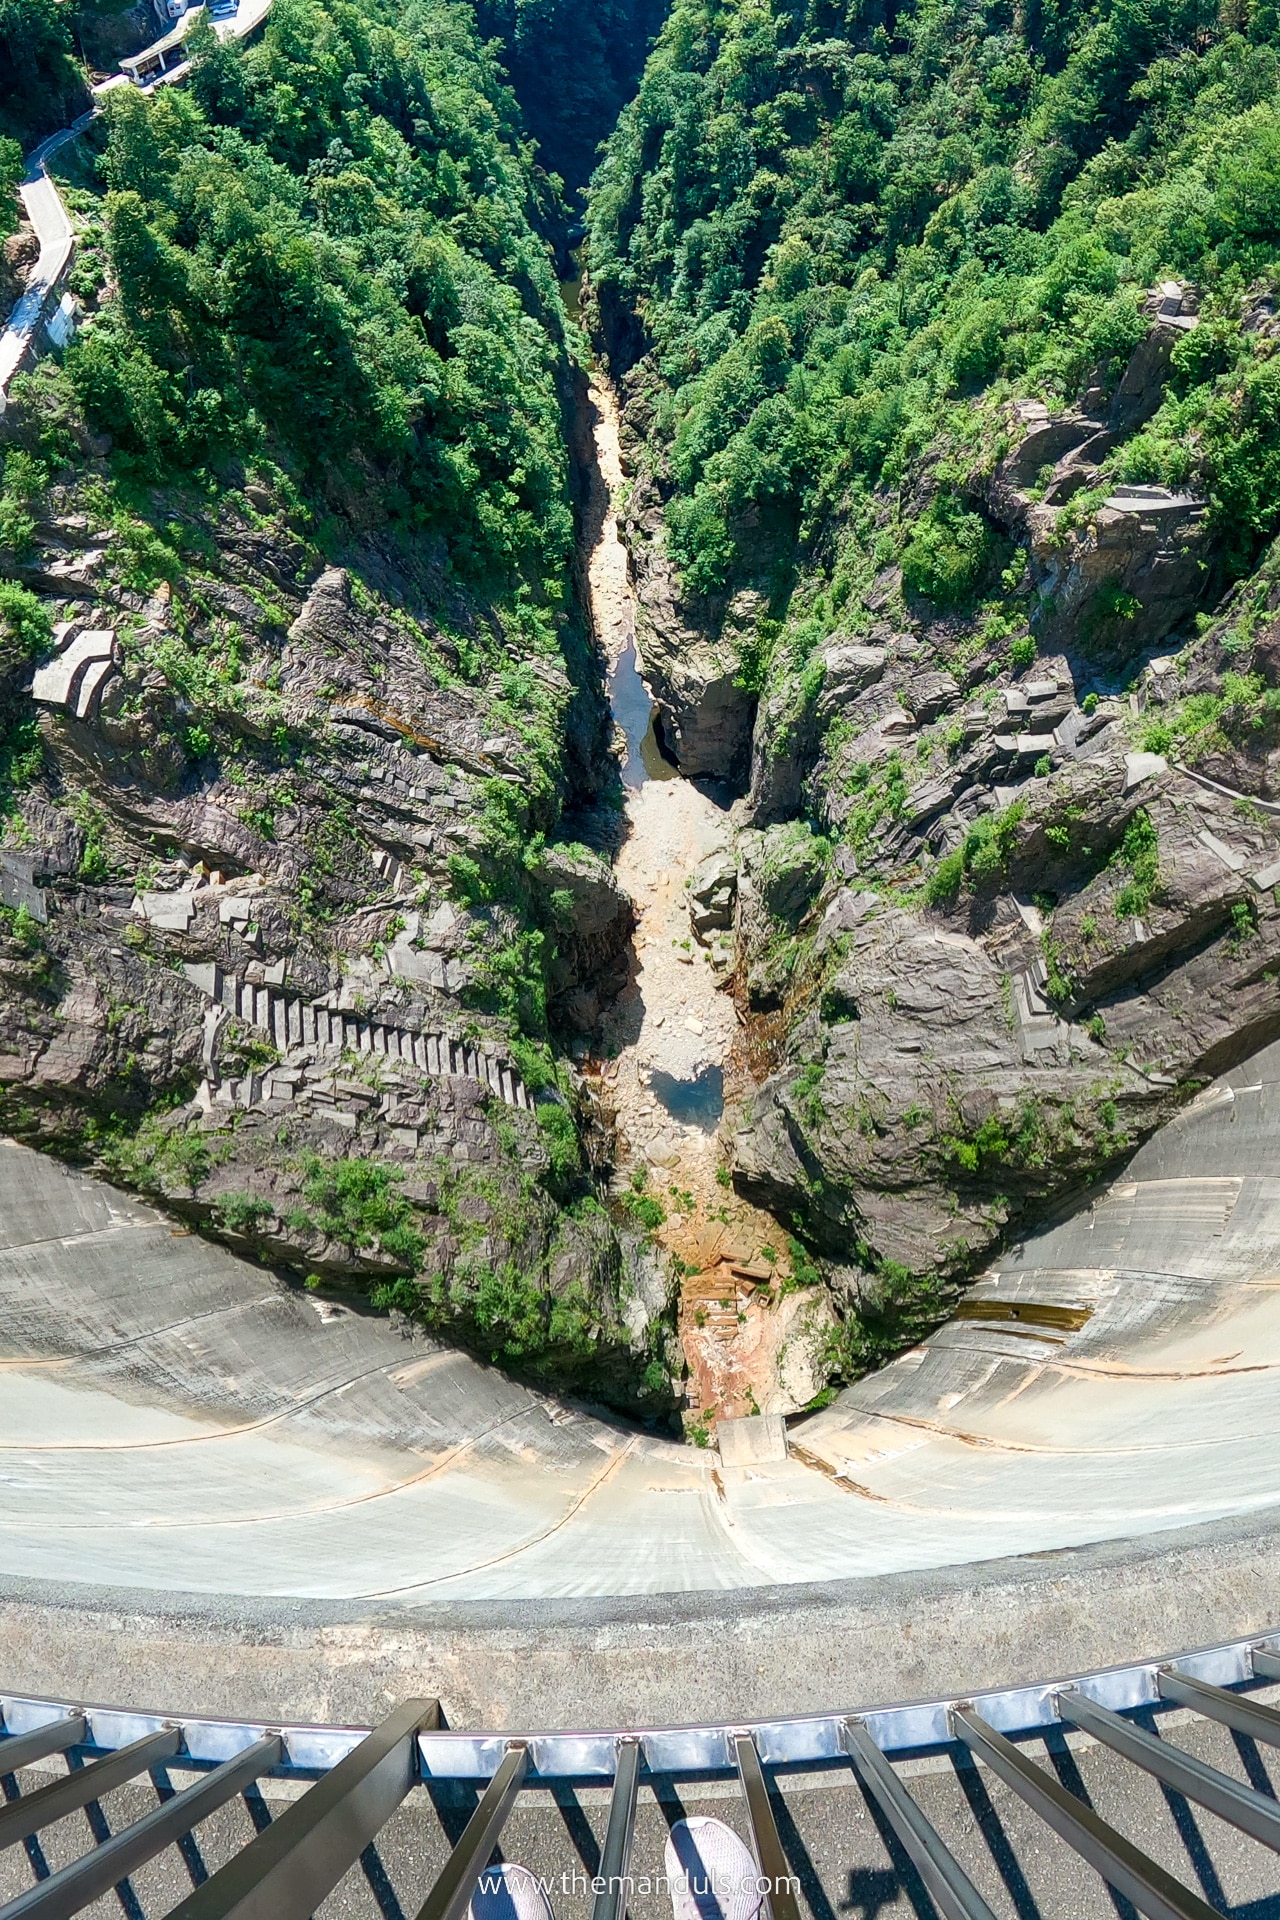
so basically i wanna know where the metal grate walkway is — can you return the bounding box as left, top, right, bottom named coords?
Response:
left=5, top=1632, right=1280, bottom=1920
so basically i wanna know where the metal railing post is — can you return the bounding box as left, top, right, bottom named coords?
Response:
left=840, top=1719, right=998, bottom=1920
left=591, top=1738, right=641, bottom=1920
left=1157, top=1667, right=1280, bottom=1746
left=950, top=1704, right=1220, bottom=1920
left=1057, top=1689, right=1280, bottom=1854
left=413, top=1743, right=530, bottom=1920
left=731, top=1733, right=801, bottom=1920
left=0, top=1736, right=281, bottom=1920
left=0, top=1728, right=181, bottom=1854
left=165, top=1697, right=438, bottom=1920
left=0, top=1719, right=88, bottom=1777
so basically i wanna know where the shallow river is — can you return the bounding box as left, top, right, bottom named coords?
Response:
left=579, top=364, right=805, bottom=1418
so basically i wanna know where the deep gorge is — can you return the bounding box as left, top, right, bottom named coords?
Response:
left=5, top=0, right=1280, bottom=1434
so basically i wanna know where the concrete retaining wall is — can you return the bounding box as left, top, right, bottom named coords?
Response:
left=4, top=1504, right=1278, bottom=1732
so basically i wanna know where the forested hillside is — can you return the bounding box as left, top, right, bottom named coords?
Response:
left=476, top=0, right=666, bottom=192
left=12, top=0, right=1280, bottom=1411
left=81, top=2, right=572, bottom=574
left=592, top=0, right=1280, bottom=620
left=0, top=0, right=677, bottom=1412
left=589, top=0, right=1280, bottom=1363
left=0, top=0, right=89, bottom=144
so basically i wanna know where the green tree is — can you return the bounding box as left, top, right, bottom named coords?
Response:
left=0, top=0, right=86, bottom=143
left=0, top=136, right=21, bottom=242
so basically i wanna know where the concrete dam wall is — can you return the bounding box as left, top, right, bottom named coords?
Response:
left=3, top=1037, right=1280, bottom=1726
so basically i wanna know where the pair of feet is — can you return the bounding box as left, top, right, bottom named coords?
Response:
left=469, top=1817, right=766, bottom=1920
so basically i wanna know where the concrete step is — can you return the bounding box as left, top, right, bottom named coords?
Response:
left=186, top=965, right=532, bottom=1111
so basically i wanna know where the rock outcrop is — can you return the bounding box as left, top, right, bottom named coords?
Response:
left=628, top=546, right=756, bottom=781
left=614, top=419, right=757, bottom=786
left=732, top=895, right=1165, bottom=1274
left=686, top=847, right=737, bottom=938
left=748, top=642, right=888, bottom=824
left=1030, top=486, right=1210, bottom=657
left=728, top=688, right=1280, bottom=1288
left=0, top=488, right=674, bottom=1413
left=978, top=289, right=1212, bottom=660
left=534, top=842, right=635, bottom=1031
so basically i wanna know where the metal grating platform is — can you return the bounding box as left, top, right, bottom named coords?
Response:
left=6, top=1631, right=1280, bottom=1918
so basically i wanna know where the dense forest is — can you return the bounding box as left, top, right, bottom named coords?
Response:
left=588, top=0, right=1280, bottom=1361
left=1, top=0, right=90, bottom=143
left=8, top=0, right=1280, bottom=1407
left=591, top=0, right=1280, bottom=618
left=77, top=2, right=571, bottom=585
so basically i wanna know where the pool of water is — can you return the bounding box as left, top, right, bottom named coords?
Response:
left=608, top=641, right=679, bottom=789
left=649, top=1063, right=724, bottom=1131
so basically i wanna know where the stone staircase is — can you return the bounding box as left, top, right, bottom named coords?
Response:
left=182, top=962, right=532, bottom=1111
left=691, top=1297, right=741, bottom=1337
left=1012, top=952, right=1063, bottom=1058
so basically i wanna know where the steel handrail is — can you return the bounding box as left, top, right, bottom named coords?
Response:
left=4, top=1634, right=1280, bottom=1920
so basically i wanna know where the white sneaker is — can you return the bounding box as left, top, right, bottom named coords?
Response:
left=665, top=1816, right=764, bottom=1920
left=468, top=1861, right=556, bottom=1920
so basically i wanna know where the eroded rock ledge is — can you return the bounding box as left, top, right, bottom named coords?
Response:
left=607, top=282, right=1280, bottom=1363
left=0, top=501, right=674, bottom=1413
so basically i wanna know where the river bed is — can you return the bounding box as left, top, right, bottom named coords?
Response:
left=577, top=365, right=822, bottom=1424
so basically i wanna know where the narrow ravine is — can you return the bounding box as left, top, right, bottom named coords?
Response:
left=576, top=365, right=829, bottom=1431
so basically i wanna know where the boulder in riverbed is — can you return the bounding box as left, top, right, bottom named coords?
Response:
left=687, top=849, right=737, bottom=940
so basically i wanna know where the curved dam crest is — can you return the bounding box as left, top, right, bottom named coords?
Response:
left=2, top=1035, right=1279, bottom=1623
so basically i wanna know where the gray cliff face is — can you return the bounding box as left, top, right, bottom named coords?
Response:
left=611, top=372, right=758, bottom=787
left=623, top=499, right=757, bottom=782
left=726, top=697, right=1280, bottom=1284
left=533, top=842, right=635, bottom=1033
left=0, top=498, right=675, bottom=1412
left=636, top=283, right=1280, bottom=1333
left=732, top=893, right=1166, bottom=1275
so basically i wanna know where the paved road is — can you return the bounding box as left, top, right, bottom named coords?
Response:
left=0, top=121, right=87, bottom=398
